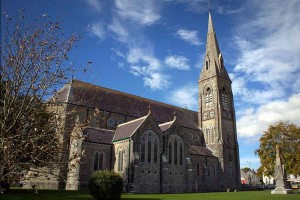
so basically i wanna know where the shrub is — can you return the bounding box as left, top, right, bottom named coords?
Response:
left=88, top=170, right=123, bottom=200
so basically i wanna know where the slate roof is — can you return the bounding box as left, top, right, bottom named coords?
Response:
left=83, top=127, right=115, bottom=144
left=52, top=80, right=199, bottom=130
left=188, top=145, right=215, bottom=157
left=113, top=115, right=148, bottom=141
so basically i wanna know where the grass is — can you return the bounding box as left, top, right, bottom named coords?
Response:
left=1, top=189, right=300, bottom=200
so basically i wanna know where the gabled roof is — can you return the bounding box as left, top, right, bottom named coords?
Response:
left=50, top=82, right=72, bottom=102
left=52, top=79, right=199, bottom=130
left=188, top=145, right=215, bottom=157
left=159, top=119, right=175, bottom=132
left=83, top=127, right=115, bottom=144
left=113, top=115, right=148, bottom=141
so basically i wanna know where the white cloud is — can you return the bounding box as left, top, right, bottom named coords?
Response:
left=126, top=48, right=170, bottom=90
left=168, top=84, right=198, bottom=110
left=114, top=0, right=160, bottom=26
left=164, top=55, right=190, bottom=70
left=117, top=62, right=125, bottom=68
left=88, top=22, right=106, bottom=40
left=232, top=1, right=300, bottom=141
left=234, top=0, right=300, bottom=95
left=176, top=29, right=202, bottom=46
left=108, top=18, right=129, bottom=42
left=237, top=93, right=300, bottom=138
left=111, top=48, right=125, bottom=58
left=143, top=73, right=170, bottom=90
left=85, top=0, right=102, bottom=12
left=127, top=48, right=160, bottom=71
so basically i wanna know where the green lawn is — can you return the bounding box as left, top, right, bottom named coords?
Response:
left=1, top=189, right=300, bottom=200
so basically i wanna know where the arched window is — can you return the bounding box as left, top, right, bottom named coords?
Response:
left=221, top=88, right=229, bottom=110
left=94, top=152, right=105, bottom=171
left=140, top=130, right=159, bottom=164
left=117, top=148, right=124, bottom=171
left=205, top=87, right=213, bottom=109
left=168, top=135, right=184, bottom=165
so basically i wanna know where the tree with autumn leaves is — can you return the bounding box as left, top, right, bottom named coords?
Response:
left=255, top=121, right=300, bottom=177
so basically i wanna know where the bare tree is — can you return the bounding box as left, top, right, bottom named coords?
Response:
left=0, top=10, right=87, bottom=184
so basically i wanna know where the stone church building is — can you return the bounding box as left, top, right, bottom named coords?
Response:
left=24, top=13, right=241, bottom=193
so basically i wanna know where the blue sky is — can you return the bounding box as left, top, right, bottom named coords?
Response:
left=2, top=0, right=300, bottom=170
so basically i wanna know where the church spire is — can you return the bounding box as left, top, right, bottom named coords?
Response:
left=207, top=11, right=220, bottom=58
left=200, top=12, right=231, bottom=82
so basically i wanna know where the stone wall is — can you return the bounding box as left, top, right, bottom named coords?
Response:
left=79, top=141, right=114, bottom=186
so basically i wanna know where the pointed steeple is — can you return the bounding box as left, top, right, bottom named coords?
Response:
left=200, top=12, right=231, bottom=82
left=207, top=11, right=220, bottom=59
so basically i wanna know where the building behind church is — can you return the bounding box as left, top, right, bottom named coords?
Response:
left=23, top=13, right=241, bottom=193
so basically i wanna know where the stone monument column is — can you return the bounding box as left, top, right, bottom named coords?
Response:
left=66, top=116, right=84, bottom=190
left=271, top=145, right=292, bottom=194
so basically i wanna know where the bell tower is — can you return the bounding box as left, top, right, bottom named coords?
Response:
left=198, top=12, right=240, bottom=188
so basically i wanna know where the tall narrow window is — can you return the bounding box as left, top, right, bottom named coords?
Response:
left=211, top=126, right=216, bottom=143
left=99, top=153, right=104, bottom=170
left=94, top=152, right=105, bottom=171
left=140, top=136, right=145, bottom=162
left=140, top=131, right=159, bottom=164
left=148, top=133, right=152, bottom=163
left=118, top=149, right=124, bottom=171
left=205, top=87, right=213, bottom=109
left=168, top=140, right=173, bottom=164
left=206, top=128, right=210, bottom=144
left=168, top=135, right=184, bottom=166
left=221, top=88, right=229, bottom=110
left=94, top=152, right=99, bottom=171
left=179, top=142, right=183, bottom=165
left=206, top=61, right=209, bottom=70
left=174, top=138, right=178, bottom=165
left=210, top=126, right=214, bottom=144
left=154, top=138, right=158, bottom=163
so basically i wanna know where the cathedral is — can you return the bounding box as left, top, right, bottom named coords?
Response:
left=24, top=13, right=241, bottom=193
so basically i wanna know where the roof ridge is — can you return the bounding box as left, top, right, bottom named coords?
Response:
left=84, top=126, right=115, bottom=133
left=117, top=115, right=148, bottom=128
left=71, top=79, right=196, bottom=112
left=159, top=120, right=174, bottom=126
